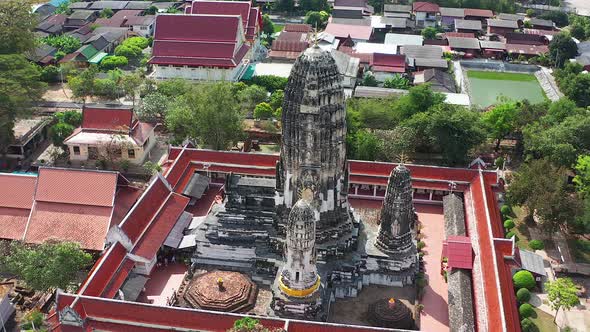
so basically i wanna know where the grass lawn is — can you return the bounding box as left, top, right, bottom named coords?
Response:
left=567, top=238, right=590, bottom=264
left=273, top=24, right=284, bottom=33
left=530, top=308, right=558, bottom=332
left=466, top=70, right=539, bottom=81
left=466, top=70, right=545, bottom=107
left=511, top=206, right=532, bottom=249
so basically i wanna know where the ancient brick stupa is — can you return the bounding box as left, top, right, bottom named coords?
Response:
left=369, top=164, right=419, bottom=285
left=272, top=199, right=322, bottom=318
left=275, top=44, right=357, bottom=259
left=368, top=297, right=415, bottom=330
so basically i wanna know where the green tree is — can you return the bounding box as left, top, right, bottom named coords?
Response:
left=507, top=159, right=583, bottom=232
left=0, top=241, right=92, bottom=291
left=54, top=110, right=82, bottom=127
left=166, top=83, right=244, bottom=150
left=421, top=27, right=438, bottom=39
left=50, top=122, right=75, bottom=146
left=539, top=11, right=568, bottom=28
left=573, top=155, right=590, bottom=197
left=253, top=102, right=274, bottom=119
left=0, top=0, right=38, bottom=54
left=482, top=102, right=520, bottom=151
left=99, top=8, right=114, bottom=18
left=516, top=288, right=531, bottom=303
left=0, top=54, right=46, bottom=155
left=238, top=84, right=268, bottom=112
left=120, top=72, right=142, bottom=105
left=262, top=14, right=274, bottom=36
left=100, top=55, right=128, bottom=70
left=145, top=5, right=158, bottom=15
left=44, top=35, right=82, bottom=54
left=545, top=278, right=580, bottom=323
left=40, top=65, right=61, bottom=82
left=304, top=11, right=329, bottom=29
left=513, top=270, right=536, bottom=290
left=123, top=37, right=149, bottom=50
left=299, top=0, right=329, bottom=11
left=275, top=0, right=295, bottom=12
left=361, top=72, right=378, bottom=87
left=352, top=130, right=381, bottom=161
left=157, top=78, right=192, bottom=97
left=115, top=44, right=142, bottom=58
left=375, top=127, right=417, bottom=162
left=269, top=89, right=284, bottom=110
left=383, top=74, right=410, bottom=89
left=247, top=75, right=287, bottom=92
left=395, top=84, right=446, bottom=120
left=549, top=33, right=578, bottom=68
left=529, top=239, right=544, bottom=250
left=68, top=66, right=98, bottom=103
left=138, top=92, right=170, bottom=122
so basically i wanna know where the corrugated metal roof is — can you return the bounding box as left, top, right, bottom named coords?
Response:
left=518, top=249, right=547, bottom=276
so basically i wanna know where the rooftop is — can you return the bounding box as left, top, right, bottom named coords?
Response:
left=324, top=22, right=372, bottom=40
left=384, top=33, right=423, bottom=46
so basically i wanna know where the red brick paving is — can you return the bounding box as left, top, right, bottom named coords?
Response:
left=138, top=263, right=187, bottom=306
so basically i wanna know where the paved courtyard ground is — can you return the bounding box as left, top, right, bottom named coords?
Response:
left=138, top=263, right=187, bottom=306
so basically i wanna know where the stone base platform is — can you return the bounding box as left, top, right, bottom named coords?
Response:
left=181, top=270, right=258, bottom=313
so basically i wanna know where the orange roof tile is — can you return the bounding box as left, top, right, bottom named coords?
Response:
left=35, top=168, right=118, bottom=207
left=0, top=174, right=36, bottom=209
left=25, top=201, right=112, bottom=251
left=0, top=207, right=30, bottom=240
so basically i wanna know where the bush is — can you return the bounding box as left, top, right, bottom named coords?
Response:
left=504, top=219, right=515, bottom=230
left=124, top=36, right=149, bottom=50
left=519, top=303, right=534, bottom=318
left=22, top=310, right=44, bottom=330
left=520, top=317, right=535, bottom=332
left=529, top=239, right=545, bottom=250
left=516, top=288, right=531, bottom=303
left=501, top=205, right=512, bottom=217
left=253, top=102, right=274, bottom=119
left=115, top=44, right=142, bottom=58
left=495, top=156, right=505, bottom=168
left=40, top=65, right=60, bottom=82
left=417, top=241, right=426, bottom=250
left=93, top=78, right=118, bottom=98
left=505, top=231, right=518, bottom=240
left=513, top=270, right=536, bottom=290
left=246, top=75, right=287, bottom=93
left=100, top=55, right=128, bottom=70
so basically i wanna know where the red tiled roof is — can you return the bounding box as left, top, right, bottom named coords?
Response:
left=271, top=39, right=309, bottom=52
left=35, top=168, right=118, bottom=207
left=0, top=207, right=30, bottom=240
left=506, top=43, right=549, bottom=55
left=78, top=242, right=129, bottom=297
left=131, top=122, right=155, bottom=145
left=371, top=65, right=406, bottom=73
left=371, top=53, right=406, bottom=70
left=0, top=174, right=36, bottom=209
left=324, top=23, right=372, bottom=40
left=25, top=201, right=112, bottom=250
left=413, top=1, right=440, bottom=13
left=155, top=14, right=240, bottom=42
left=284, top=23, right=312, bottom=32
left=444, top=235, right=473, bottom=269
left=464, top=8, right=494, bottom=18
left=188, top=1, right=261, bottom=40
left=132, top=193, right=189, bottom=259
left=82, top=105, right=134, bottom=131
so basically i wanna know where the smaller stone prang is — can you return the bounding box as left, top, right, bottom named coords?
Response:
left=279, top=199, right=320, bottom=297
left=375, top=164, right=417, bottom=255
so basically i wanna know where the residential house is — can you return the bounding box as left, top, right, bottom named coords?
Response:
left=384, top=33, right=424, bottom=47
left=124, top=1, right=154, bottom=11
left=497, top=13, right=525, bottom=27
left=59, top=44, right=99, bottom=66
left=464, top=8, right=494, bottom=26
left=383, top=4, right=412, bottom=19
left=354, top=42, right=398, bottom=55
left=370, top=53, right=407, bottom=81
left=447, top=37, right=481, bottom=55
left=64, top=10, right=99, bottom=30
left=413, top=2, right=440, bottom=28
left=332, top=0, right=374, bottom=19
left=331, top=49, right=360, bottom=92
left=505, top=32, right=548, bottom=46
left=5, top=117, right=51, bottom=161
left=269, top=29, right=310, bottom=62
left=401, top=45, right=447, bottom=69
left=186, top=0, right=261, bottom=44
left=36, top=14, right=67, bottom=36
left=68, top=24, right=96, bottom=43
left=93, top=10, right=156, bottom=36
left=25, top=44, right=57, bottom=65
left=454, top=19, right=482, bottom=34
left=480, top=40, right=506, bottom=59
left=440, top=7, right=464, bottom=29
left=487, top=19, right=519, bottom=36
left=68, top=1, right=92, bottom=10
left=575, top=41, right=590, bottom=71
left=64, top=104, right=156, bottom=165
left=530, top=18, right=555, bottom=31
left=89, top=1, right=130, bottom=12
left=33, top=3, right=57, bottom=21
left=371, top=16, right=414, bottom=34
left=506, top=44, right=549, bottom=58
left=413, top=68, right=456, bottom=93
left=150, top=13, right=253, bottom=81
left=324, top=22, right=372, bottom=42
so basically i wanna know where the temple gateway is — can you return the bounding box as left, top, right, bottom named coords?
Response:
left=188, top=45, right=419, bottom=321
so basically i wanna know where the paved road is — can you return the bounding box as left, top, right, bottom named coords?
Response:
left=564, top=0, right=590, bottom=16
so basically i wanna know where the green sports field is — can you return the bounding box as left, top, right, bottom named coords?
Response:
left=466, top=70, right=545, bottom=108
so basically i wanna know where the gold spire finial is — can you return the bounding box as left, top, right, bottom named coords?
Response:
left=398, top=153, right=408, bottom=165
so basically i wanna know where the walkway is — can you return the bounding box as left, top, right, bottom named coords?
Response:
left=535, top=67, right=563, bottom=102
left=416, top=204, right=449, bottom=332
left=138, top=263, right=187, bottom=306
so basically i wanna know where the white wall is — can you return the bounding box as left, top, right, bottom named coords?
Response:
left=153, top=64, right=246, bottom=82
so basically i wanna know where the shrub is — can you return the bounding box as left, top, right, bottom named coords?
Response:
left=516, top=288, right=531, bottom=303
left=115, top=44, right=142, bottom=58
left=253, top=102, right=274, bottom=119
left=44, top=35, right=81, bottom=53
left=495, top=156, right=505, bottom=168
left=40, top=65, right=60, bottom=82
left=246, top=75, right=288, bottom=93
left=529, top=240, right=544, bottom=250
left=520, top=317, right=535, bottom=332
left=124, top=36, right=149, bottom=50
left=501, top=205, right=512, bottom=217
left=417, top=241, right=426, bottom=250
left=505, top=231, right=517, bottom=240
left=513, top=270, right=536, bottom=290
left=519, top=303, right=534, bottom=318
left=504, top=219, right=515, bottom=230
left=22, top=310, right=44, bottom=329
left=100, top=55, right=128, bottom=70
